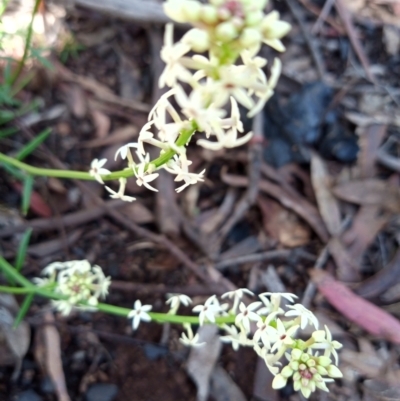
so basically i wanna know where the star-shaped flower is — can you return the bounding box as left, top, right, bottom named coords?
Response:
left=89, top=158, right=111, bottom=184
left=128, top=300, right=152, bottom=330
left=105, top=178, right=136, bottom=202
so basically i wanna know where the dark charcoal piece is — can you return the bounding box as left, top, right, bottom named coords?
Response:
left=86, top=383, right=118, bottom=401
left=263, top=81, right=359, bottom=166
left=319, top=124, right=359, bottom=163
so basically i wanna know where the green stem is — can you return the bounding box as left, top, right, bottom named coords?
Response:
left=0, top=256, right=235, bottom=326
left=10, top=0, right=41, bottom=85
left=0, top=123, right=197, bottom=181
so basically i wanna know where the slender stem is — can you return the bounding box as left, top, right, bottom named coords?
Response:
left=10, top=0, right=41, bottom=85
left=0, top=256, right=235, bottom=326
left=0, top=124, right=197, bottom=181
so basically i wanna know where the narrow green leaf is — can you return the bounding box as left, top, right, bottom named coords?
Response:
left=0, top=126, right=18, bottom=138
left=14, top=228, right=32, bottom=273
left=16, top=128, right=51, bottom=161
left=22, top=175, right=34, bottom=215
left=0, top=162, right=26, bottom=181
left=13, top=293, right=34, bottom=329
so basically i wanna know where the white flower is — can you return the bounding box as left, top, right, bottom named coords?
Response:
left=221, top=288, right=254, bottom=314
left=128, top=300, right=152, bottom=330
left=114, top=143, right=139, bottom=161
left=105, top=178, right=136, bottom=202
left=220, top=324, right=253, bottom=351
left=166, top=294, right=192, bottom=314
left=159, top=23, right=192, bottom=88
left=174, top=84, right=225, bottom=137
left=270, top=319, right=299, bottom=353
left=253, top=313, right=279, bottom=349
left=285, top=304, right=319, bottom=330
left=259, top=292, right=297, bottom=313
left=89, top=158, right=111, bottom=184
left=235, top=301, right=262, bottom=333
left=310, top=325, right=343, bottom=365
left=134, top=153, right=159, bottom=192
left=197, top=129, right=253, bottom=150
left=241, top=50, right=267, bottom=86
left=261, top=11, right=291, bottom=52
left=192, top=295, right=224, bottom=325
left=179, top=324, right=205, bottom=347
left=175, top=169, right=206, bottom=193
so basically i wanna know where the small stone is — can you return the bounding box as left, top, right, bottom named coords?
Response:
left=85, top=383, right=118, bottom=401
left=15, top=390, right=43, bottom=401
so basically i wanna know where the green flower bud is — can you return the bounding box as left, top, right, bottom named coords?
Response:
left=245, top=10, right=263, bottom=26
left=300, top=353, right=310, bottom=363
left=281, top=365, right=294, bottom=378
left=327, top=365, right=343, bottom=378
left=215, top=21, right=238, bottom=42
left=312, top=330, right=326, bottom=342
left=317, top=356, right=332, bottom=367
left=316, top=365, right=328, bottom=376
left=182, top=28, right=210, bottom=53
left=272, top=374, right=287, bottom=389
left=210, top=0, right=224, bottom=6
left=291, top=348, right=303, bottom=361
left=239, top=27, right=262, bottom=48
left=182, top=0, right=202, bottom=22
left=201, top=5, right=218, bottom=24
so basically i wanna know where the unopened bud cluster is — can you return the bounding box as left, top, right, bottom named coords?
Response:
left=35, top=260, right=111, bottom=316
left=89, top=0, right=290, bottom=199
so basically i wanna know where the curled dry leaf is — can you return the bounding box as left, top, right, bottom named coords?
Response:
left=311, top=270, right=400, bottom=344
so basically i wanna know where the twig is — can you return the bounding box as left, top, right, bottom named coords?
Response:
left=210, top=112, right=264, bottom=257
left=312, top=0, right=336, bottom=34
left=214, top=249, right=315, bottom=271
left=0, top=200, right=125, bottom=238
left=334, top=0, right=377, bottom=84
left=284, top=0, right=326, bottom=80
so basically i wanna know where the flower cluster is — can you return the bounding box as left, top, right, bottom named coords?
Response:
left=89, top=0, right=290, bottom=200
left=128, top=289, right=343, bottom=399
left=35, top=260, right=111, bottom=315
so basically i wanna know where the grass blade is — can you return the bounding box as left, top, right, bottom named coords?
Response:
left=22, top=175, right=34, bottom=215
left=16, top=128, right=52, bottom=161
left=14, top=228, right=32, bottom=273
left=13, top=293, right=34, bottom=329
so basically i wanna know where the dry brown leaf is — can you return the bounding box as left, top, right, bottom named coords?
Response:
left=221, top=172, right=329, bottom=242
left=363, top=380, right=400, bottom=401
left=121, top=202, right=154, bottom=224
left=42, top=313, right=71, bottom=401
left=310, top=153, right=341, bottom=236
left=258, top=197, right=311, bottom=247
left=187, top=325, right=221, bottom=401
left=91, top=109, right=111, bottom=139
left=62, top=83, right=88, bottom=118
left=333, top=179, right=400, bottom=213
left=79, top=125, right=138, bottom=148
left=0, top=294, right=30, bottom=380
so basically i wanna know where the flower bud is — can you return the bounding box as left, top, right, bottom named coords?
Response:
left=182, top=29, right=210, bottom=53
left=291, top=348, right=303, bottom=361
left=216, top=21, right=238, bottom=42
left=182, top=0, right=202, bottom=22
left=281, top=365, right=294, bottom=378
left=245, top=10, right=263, bottom=26
left=164, top=0, right=187, bottom=23
left=327, top=365, right=343, bottom=378
left=201, top=4, right=219, bottom=24
left=312, top=330, right=326, bottom=342
left=239, top=27, right=262, bottom=47
left=317, top=356, right=332, bottom=367
left=217, top=8, right=231, bottom=20
left=262, top=12, right=291, bottom=39
left=210, top=0, right=224, bottom=6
